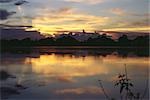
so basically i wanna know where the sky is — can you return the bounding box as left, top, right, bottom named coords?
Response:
left=0, top=0, right=149, bottom=35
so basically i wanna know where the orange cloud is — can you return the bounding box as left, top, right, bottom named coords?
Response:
left=103, top=27, right=150, bottom=32
left=31, top=7, right=109, bottom=34
left=109, top=8, right=125, bottom=15
left=30, top=7, right=149, bottom=35
left=64, top=0, right=104, bottom=5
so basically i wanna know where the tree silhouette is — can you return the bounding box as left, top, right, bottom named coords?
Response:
left=55, top=36, right=79, bottom=46
left=0, top=34, right=149, bottom=47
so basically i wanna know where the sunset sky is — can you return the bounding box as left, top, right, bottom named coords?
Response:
left=0, top=0, right=149, bottom=35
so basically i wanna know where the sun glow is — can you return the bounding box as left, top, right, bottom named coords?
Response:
left=29, top=8, right=110, bottom=34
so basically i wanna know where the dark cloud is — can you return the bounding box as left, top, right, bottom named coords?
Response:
left=0, top=0, right=29, bottom=6
left=0, top=27, right=45, bottom=40
left=0, top=9, right=16, bottom=20
left=100, top=31, right=149, bottom=40
left=0, top=0, right=14, bottom=3
left=0, top=24, right=32, bottom=28
left=56, top=30, right=70, bottom=33
left=14, top=0, right=28, bottom=6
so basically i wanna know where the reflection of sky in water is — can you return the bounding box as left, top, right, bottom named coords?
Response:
left=0, top=51, right=149, bottom=100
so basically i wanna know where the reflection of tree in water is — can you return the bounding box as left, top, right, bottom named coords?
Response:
left=0, top=70, right=27, bottom=99
left=0, top=87, right=20, bottom=99
left=0, top=70, right=16, bottom=80
left=1, top=46, right=149, bottom=58
left=98, top=64, right=148, bottom=100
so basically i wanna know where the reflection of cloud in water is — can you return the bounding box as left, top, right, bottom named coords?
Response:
left=56, top=76, right=76, bottom=83
left=103, top=55, right=148, bottom=64
left=25, top=54, right=109, bottom=79
left=55, top=86, right=103, bottom=95
left=25, top=54, right=149, bottom=76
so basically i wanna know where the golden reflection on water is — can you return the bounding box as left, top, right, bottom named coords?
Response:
left=24, top=54, right=149, bottom=82
left=25, top=54, right=108, bottom=77
left=55, top=86, right=103, bottom=95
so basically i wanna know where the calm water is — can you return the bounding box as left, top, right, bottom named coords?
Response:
left=0, top=47, right=149, bottom=100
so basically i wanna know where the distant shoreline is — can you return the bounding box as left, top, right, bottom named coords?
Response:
left=1, top=35, right=149, bottom=48
left=1, top=46, right=149, bottom=49
left=1, top=46, right=149, bottom=57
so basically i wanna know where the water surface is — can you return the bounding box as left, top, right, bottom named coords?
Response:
left=0, top=47, right=149, bottom=100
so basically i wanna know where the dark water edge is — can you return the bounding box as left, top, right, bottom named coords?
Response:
left=1, top=46, right=149, bottom=57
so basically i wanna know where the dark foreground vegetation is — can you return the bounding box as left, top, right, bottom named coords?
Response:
left=98, top=64, right=149, bottom=100
left=1, top=34, right=149, bottom=47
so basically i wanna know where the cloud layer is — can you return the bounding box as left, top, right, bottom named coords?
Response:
left=31, top=7, right=109, bottom=34
left=109, top=8, right=125, bottom=16
left=1, top=0, right=149, bottom=34
left=64, top=0, right=104, bottom=5
left=0, top=9, right=15, bottom=20
left=0, top=0, right=14, bottom=3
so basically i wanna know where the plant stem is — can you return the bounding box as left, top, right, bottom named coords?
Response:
left=99, top=80, right=110, bottom=100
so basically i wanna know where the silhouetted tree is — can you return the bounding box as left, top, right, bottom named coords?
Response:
left=0, top=34, right=149, bottom=47
left=37, top=37, right=55, bottom=46
left=55, top=36, right=79, bottom=46
left=131, top=35, right=149, bottom=47
left=85, top=34, right=115, bottom=46
left=118, top=35, right=131, bottom=46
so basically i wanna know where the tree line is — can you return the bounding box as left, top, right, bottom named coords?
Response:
left=1, top=34, right=149, bottom=47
